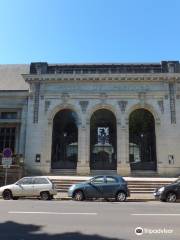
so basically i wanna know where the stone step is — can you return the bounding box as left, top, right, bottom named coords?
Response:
left=52, top=180, right=172, bottom=185
left=51, top=169, right=76, bottom=176
left=90, top=170, right=117, bottom=175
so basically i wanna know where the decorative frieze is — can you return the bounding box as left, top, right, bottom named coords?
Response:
left=118, top=101, right=128, bottom=113
left=157, top=100, right=164, bottom=114
left=79, top=101, right=89, bottom=113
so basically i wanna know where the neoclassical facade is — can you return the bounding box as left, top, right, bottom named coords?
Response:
left=0, top=61, right=180, bottom=176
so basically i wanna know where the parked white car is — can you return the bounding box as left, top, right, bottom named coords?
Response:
left=0, top=176, right=57, bottom=200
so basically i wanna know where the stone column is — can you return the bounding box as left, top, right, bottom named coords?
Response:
left=77, top=120, right=90, bottom=175
left=117, top=121, right=130, bottom=176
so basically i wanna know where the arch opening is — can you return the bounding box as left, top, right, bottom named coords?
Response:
left=51, top=109, right=78, bottom=169
left=129, top=109, right=157, bottom=171
left=90, top=109, right=117, bottom=170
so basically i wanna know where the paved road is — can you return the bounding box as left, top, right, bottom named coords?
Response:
left=0, top=199, right=180, bottom=240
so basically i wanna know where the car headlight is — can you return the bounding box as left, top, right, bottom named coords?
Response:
left=158, top=187, right=165, bottom=193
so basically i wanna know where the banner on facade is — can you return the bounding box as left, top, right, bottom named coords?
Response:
left=97, top=127, right=109, bottom=145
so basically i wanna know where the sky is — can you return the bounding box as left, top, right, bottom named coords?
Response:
left=0, top=0, right=180, bottom=64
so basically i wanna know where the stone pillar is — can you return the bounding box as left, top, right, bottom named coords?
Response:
left=18, top=105, right=27, bottom=155
left=77, top=120, right=90, bottom=175
left=42, top=120, right=52, bottom=174
left=117, top=122, right=130, bottom=176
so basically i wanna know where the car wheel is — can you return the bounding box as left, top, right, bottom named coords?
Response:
left=40, top=191, right=50, bottom=200
left=73, top=190, right=84, bottom=201
left=166, top=192, right=177, bottom=202
left=116, top=191, right=126, bottom=202
left=3, top=190, right=13, bottom=200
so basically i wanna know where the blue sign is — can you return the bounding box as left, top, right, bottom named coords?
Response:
left=3, top=148, right=12, bottom=158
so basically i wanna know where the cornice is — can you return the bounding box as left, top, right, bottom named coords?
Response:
left=22, top=73, right=180, bottom=83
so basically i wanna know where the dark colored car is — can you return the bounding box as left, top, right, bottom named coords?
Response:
left=154, top=178, right=180, bottom=202
left=68, top=175, right=130, bottom=202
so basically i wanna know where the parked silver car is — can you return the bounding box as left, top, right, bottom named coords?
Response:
left=0, top=176, right=57, bottom=200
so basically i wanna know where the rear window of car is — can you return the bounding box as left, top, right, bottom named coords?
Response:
left=106, top=177, right=118, bottom=183
left=33, top=178, right=49, bottom=184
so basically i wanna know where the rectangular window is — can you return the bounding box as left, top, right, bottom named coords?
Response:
left=1, top=112, right=17, bottom=119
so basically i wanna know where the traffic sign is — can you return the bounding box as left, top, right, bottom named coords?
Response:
left=2, top=157, right=12, bottom=167
left=3, top=148, right=12, bottom=158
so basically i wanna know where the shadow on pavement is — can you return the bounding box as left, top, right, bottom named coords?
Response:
left=0, top=221, right=127, bottom=240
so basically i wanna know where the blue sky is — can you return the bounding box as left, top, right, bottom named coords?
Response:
left=0, top=0, right=180, bottom=64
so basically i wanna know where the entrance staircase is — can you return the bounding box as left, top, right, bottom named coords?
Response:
left=49, top=176, right=176, bottom=194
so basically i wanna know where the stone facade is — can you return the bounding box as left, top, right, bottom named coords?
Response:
left=1, top=62, right=180, bottom=176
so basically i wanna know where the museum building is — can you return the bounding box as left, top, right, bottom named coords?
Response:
left=0, top=61, right=180, bottom=176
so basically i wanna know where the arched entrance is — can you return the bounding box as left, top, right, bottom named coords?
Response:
left=90, top=109, right=117, bottom=170
left=51, top=109, right=78, bottom=169
left=129, top=109, right=157, bottom=171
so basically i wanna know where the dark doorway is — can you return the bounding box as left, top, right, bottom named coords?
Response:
left=90, top=109, right=117, bottom=170
left=129, top=109, right=157, bottom=171
left=51, top=109, right=78, bottom=169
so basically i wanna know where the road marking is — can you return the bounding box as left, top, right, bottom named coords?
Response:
left=132, top=214, right=180, bottom=216
left=8, top=211, right=97, bottom=215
